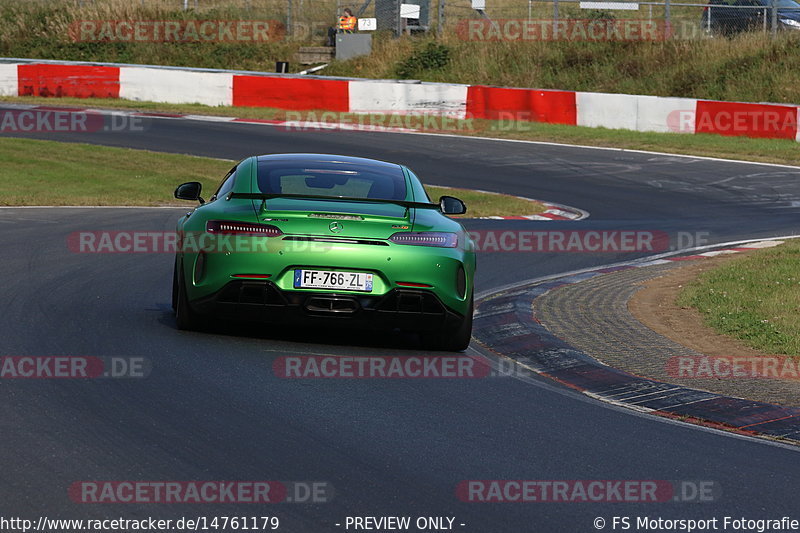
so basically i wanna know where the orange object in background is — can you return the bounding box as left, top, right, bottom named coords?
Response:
left=337, top=14, right=356, bottom=31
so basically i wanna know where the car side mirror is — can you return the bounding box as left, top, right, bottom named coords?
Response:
left=439, top=195, right=467, bottom=215
left=175, top=182, right=205, bottom=204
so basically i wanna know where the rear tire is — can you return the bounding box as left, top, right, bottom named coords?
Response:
left=175, top=264, right=205, bottom=331
left=422, top=294, right=474, bottom=352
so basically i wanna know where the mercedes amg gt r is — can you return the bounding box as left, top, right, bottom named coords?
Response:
left=172, top=153, right=476, bottom=351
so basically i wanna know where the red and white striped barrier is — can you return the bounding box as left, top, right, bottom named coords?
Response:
left=1, top=60, right=798, bottom=142
left=467, top=85, right=577, bottom=124
left=120, top=67, right=231, bottom=106
left=0, top=63, right=19, bottom=96
left=350, top=80, right=469, bottom=116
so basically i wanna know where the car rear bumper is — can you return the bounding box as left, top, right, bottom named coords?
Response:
left=190, top=279, right=465, bottom=331
left=183, top=238, right=474, bottom=316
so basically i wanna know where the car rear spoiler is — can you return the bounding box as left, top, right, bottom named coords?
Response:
left=226, top=192, right=439, bottom=210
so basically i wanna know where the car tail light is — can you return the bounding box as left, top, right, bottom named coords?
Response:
left=206, top=220, right=283, bottom=236
left=389, top=232, right=458, bottom=248
left=397, top=281, right=433, bottom=288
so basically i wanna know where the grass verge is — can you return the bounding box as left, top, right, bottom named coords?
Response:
left=678, top=240, right=800, bottom=356
left=4, top=96, right=800, bottom=166
left=0, top=137, right=545, bottom=216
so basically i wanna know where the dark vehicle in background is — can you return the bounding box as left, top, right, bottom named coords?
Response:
left=701, top=0, right=800, bottom=35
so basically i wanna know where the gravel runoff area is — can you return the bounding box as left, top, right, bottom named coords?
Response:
left=534, top=258, right=800, bottom=408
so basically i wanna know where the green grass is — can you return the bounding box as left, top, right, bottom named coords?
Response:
left=0, top=137, right=233, bottom=206
left=431, top=185, right=545, bottom=218
left=0, top=137, right=545, bottom=216
left=678, top=240, right=800, bottom=355
left=5, top=96, right=800, bottom=166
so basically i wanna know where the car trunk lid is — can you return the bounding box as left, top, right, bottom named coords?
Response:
left=256, top=197, right=413, bottom=240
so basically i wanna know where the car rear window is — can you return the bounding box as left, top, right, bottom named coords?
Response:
left=256, top=160, right=407, bottom=201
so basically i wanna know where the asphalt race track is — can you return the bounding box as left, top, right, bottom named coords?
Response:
left=2, top=110, right=800, bottom=531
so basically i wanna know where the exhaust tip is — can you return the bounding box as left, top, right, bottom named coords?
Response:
left=305, top=296, right=360, bottom=314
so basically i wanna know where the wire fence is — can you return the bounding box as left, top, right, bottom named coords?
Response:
left=69, top=0, right=432, bottom=37
left=440, top=0, right=800, bottom=38
left=22, top=0, right=800, bottom=39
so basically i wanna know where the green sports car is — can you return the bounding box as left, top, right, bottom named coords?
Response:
left=172, top=154, right=476, bottom=351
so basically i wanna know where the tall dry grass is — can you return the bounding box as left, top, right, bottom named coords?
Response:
left=0, top=0, right=334, bottom=70
left=325, top=31, right=800, bottom=103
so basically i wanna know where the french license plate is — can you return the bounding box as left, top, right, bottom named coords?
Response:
left=294, top=269, right=373, bottom=292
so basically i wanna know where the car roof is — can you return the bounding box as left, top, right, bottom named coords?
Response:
left=255, top=153, right=403, bottom=172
